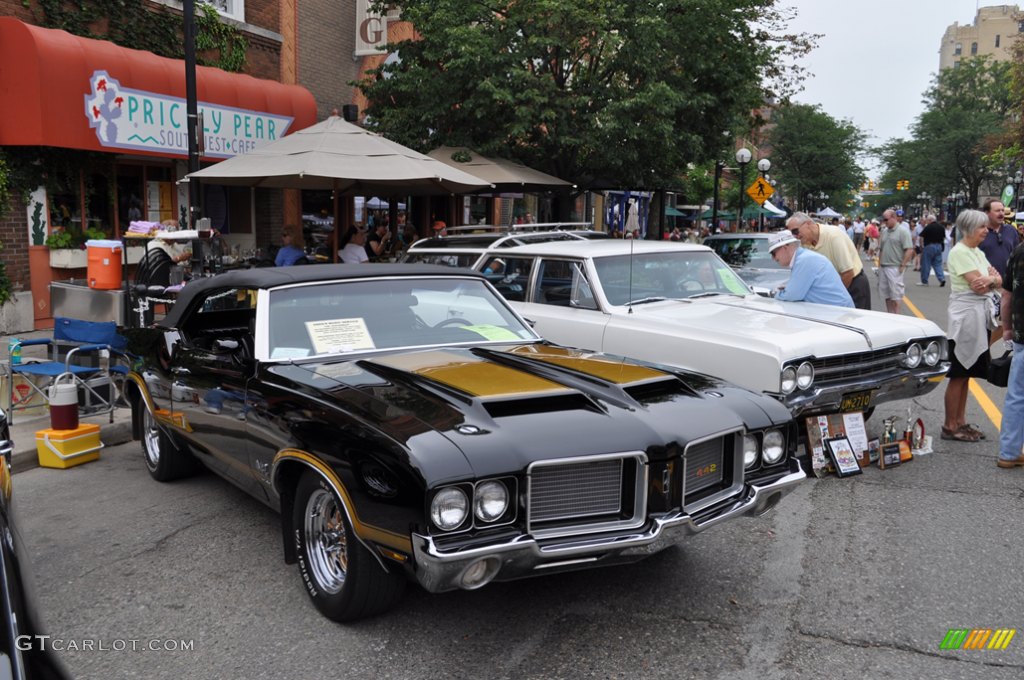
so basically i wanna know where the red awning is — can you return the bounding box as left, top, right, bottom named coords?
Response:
left=0, top=18, right=317, bottom=159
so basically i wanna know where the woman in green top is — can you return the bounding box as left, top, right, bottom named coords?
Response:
left=943, top=209, right=1002, bottom=442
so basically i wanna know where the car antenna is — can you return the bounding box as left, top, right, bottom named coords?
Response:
left=627, top=235, right=634, bottom=314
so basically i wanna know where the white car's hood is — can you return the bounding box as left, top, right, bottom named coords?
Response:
left=625, top=295, right=942, bottom=360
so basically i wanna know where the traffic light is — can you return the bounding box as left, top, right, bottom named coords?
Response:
left=896, top=179, right=910, bottom=191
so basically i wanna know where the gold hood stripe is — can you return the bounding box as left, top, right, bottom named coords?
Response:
left=370, top=350, right=572, bottom=399
left=508, top=345, right=667, bottom=385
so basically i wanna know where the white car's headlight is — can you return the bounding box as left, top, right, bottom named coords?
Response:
left=762, top=430, right=785, bottom=465
left=743, top=434, right=759, bottom=468
left=474, top=481, right=509, bottom=522
left=430, top=487, right=468, bottom=531
left=781, top=366, right=797, bottom=394
left=923, top=340, right=941, bottom=366
left=903, top=342, right=922, bottom=368
left=796, top=361, right=814, bottom=390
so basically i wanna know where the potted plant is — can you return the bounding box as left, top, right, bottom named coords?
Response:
left=46, top=226, right=109, bottom=268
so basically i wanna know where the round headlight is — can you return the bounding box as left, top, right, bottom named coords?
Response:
left=762, top=429, right=785, bottom=465
left=923, top=340, right=941, bottom=366
left=904, top=343, right=922, bottom=368
left=742, top=434, right=759, bottom=469
left=474, top=481, right=509, bottom=522
left=430, top=487, right=468, bottom=531
left=781, top=366, right=797, bottom=394
left=796, top=361, right=814, bottom=390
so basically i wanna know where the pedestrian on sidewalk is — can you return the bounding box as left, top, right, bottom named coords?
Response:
left=997, top=238, right=1024, bottom=467
left=943, top=210, right=1001, bottom=442
left=917, top=213, right=946, bottom=286
left=877, top=209, right=914, bottom=313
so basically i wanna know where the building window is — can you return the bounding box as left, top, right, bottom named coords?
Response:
left=954, top=42, right=962, bottom=55
left=1019, top=20, right=1024, bottom=32
left=954, top=60, right=961, bottom=69
left=970, top=42, right=978, bottom=55
left=203, top=0, right=244, bottom=22
left=996, top=34, right=1001, bottom=47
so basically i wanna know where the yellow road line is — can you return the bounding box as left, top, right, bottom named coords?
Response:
left=903, top=294, right=1002, bottom=430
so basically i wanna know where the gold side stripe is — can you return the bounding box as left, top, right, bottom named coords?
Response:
left=274, top=450, right=412, bottom=553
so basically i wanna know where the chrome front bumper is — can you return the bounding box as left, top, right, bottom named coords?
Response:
left=410, top=458, right=805, bottom=593
left=783, top=364, right=948, bottom=417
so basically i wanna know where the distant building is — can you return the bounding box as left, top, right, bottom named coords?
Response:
left=939, top=4, right=1022, bottom=71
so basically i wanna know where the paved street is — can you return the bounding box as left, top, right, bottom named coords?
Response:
left=11, top=262, right=1024, bottom=679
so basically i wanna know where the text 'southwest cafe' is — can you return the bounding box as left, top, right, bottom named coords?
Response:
left=0, top=17, right=316, bottom=328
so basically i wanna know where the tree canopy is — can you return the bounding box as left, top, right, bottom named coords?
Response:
left=766, top=103, right=866, bottom=212
left=357, top=1, right=814, bottom=190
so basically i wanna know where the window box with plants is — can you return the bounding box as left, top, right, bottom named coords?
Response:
left=46, top=227, right=108, bottom=268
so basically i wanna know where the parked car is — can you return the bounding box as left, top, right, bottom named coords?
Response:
left=0, top=408, right=72, bottom=678
left=402, top=223, right=604, bottom=269
left=124, top=264, right=803, bottom=621
left=703, top=232, right=790, bottom=295
left=456, top=240, right=949, bottom=418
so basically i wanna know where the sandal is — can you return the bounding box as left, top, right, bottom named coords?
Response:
left=941, top=426, right=979, bottom=442
left=960, top=424, right=986, bottom=440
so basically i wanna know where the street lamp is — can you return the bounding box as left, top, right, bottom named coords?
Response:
left=917, top=192, right=931, bottom=217
left=756, top=157, right=771, bottom=232
left=736, top=148, right=752, bottom=231
left=953, top=190, right=966, bottom=218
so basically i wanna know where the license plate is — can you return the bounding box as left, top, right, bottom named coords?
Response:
left=840, top=390, right=873, bottom=412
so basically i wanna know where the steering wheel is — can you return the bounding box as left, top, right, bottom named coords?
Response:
left=434, top=317, right=472, bottom=328
left=676, top=277, right=708, bottom=293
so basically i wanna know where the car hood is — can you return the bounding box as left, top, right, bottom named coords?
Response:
left=276, top=343, right=780, bottom=481
left=626, top=295, right=943, bottom=359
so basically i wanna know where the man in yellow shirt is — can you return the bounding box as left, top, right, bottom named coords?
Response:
left=786, top=211, right=871, bottom=310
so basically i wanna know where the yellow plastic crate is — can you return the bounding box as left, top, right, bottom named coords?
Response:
left=35, top=423, right=103, bottom=469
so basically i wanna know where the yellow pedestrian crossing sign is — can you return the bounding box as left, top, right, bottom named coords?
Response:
left=747, top=177, right=774, bottom=205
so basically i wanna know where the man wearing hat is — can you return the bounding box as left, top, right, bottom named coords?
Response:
left=769, top=230, right=854, bottom=308
left=432, top=220, right=448, bottom=236
left=786, top=211, right=870, bottom=309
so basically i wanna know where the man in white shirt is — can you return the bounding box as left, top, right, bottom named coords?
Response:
left=339, top=227, right=370, bottom=264
left=852, top=218, right=866, bottom=251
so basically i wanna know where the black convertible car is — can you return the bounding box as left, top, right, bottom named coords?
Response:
left=124, top=264, right=804, bottom=621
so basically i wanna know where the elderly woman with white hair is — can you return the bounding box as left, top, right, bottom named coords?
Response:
left=943, top=209, right=1002, bottom=442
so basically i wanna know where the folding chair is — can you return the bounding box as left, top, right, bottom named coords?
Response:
left=9, top=317, right=128, bottom=424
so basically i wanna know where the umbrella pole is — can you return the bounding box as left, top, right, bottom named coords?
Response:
left=332, top=180, right=340, bottom=263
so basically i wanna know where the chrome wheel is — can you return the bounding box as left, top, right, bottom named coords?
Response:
left=142, top=407, right=161, bottom=471
left=303, top=488, right=348, bottom=594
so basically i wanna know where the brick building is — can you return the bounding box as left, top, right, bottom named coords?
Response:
left=0, top=0, right=316, bottom=331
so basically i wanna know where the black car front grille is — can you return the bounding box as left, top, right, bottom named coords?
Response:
left=685, top=438, right=725, bottom=495
left=527, top=454, right=644, bottom=537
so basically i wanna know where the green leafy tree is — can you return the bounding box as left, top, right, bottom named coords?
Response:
left=767, top=103, right=866, bottom=212
left=358, top=1, right=815, bottom=192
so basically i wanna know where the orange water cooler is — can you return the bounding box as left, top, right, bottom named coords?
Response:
left=86, top=239, right=122, bottom=290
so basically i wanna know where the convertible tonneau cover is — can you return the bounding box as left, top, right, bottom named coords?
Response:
left=158, top=263, right=483, bottom=329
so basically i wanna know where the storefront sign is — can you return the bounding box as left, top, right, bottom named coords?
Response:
left=84, top=71, right=294, bottom=159
left=355, top=0, right=389, bottom=56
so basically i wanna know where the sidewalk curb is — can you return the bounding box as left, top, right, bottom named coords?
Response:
left=11, top=420, right=134, bottom=474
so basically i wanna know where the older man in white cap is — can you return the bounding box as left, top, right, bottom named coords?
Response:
left=769, top=230, right=854, bottom=308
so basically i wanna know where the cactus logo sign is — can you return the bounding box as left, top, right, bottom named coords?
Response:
left=84, top=70, right=293, bottom=158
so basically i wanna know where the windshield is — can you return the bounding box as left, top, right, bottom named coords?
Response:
left=593, top=251, right=752, bottom=305
left=705, top=237, right=784, bottom=270
left=267, top=277, right=536, bottom=360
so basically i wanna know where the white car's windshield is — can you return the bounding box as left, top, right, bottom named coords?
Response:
left=593, top=251, right=752, bottom=305
left=267, top=277, right=536, bottom=359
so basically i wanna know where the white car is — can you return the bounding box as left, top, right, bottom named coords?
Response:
left=462, top=240, right=949, bottom=418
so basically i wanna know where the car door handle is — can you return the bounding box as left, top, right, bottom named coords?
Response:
left=172, top=367, right=191, bottom=375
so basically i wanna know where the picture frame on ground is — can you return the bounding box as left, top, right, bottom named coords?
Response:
left=867, top=438, right=880, bottom=464
left=825, top=436, right=862, bottom=477
left=880, top=442, right=903, bottom=469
